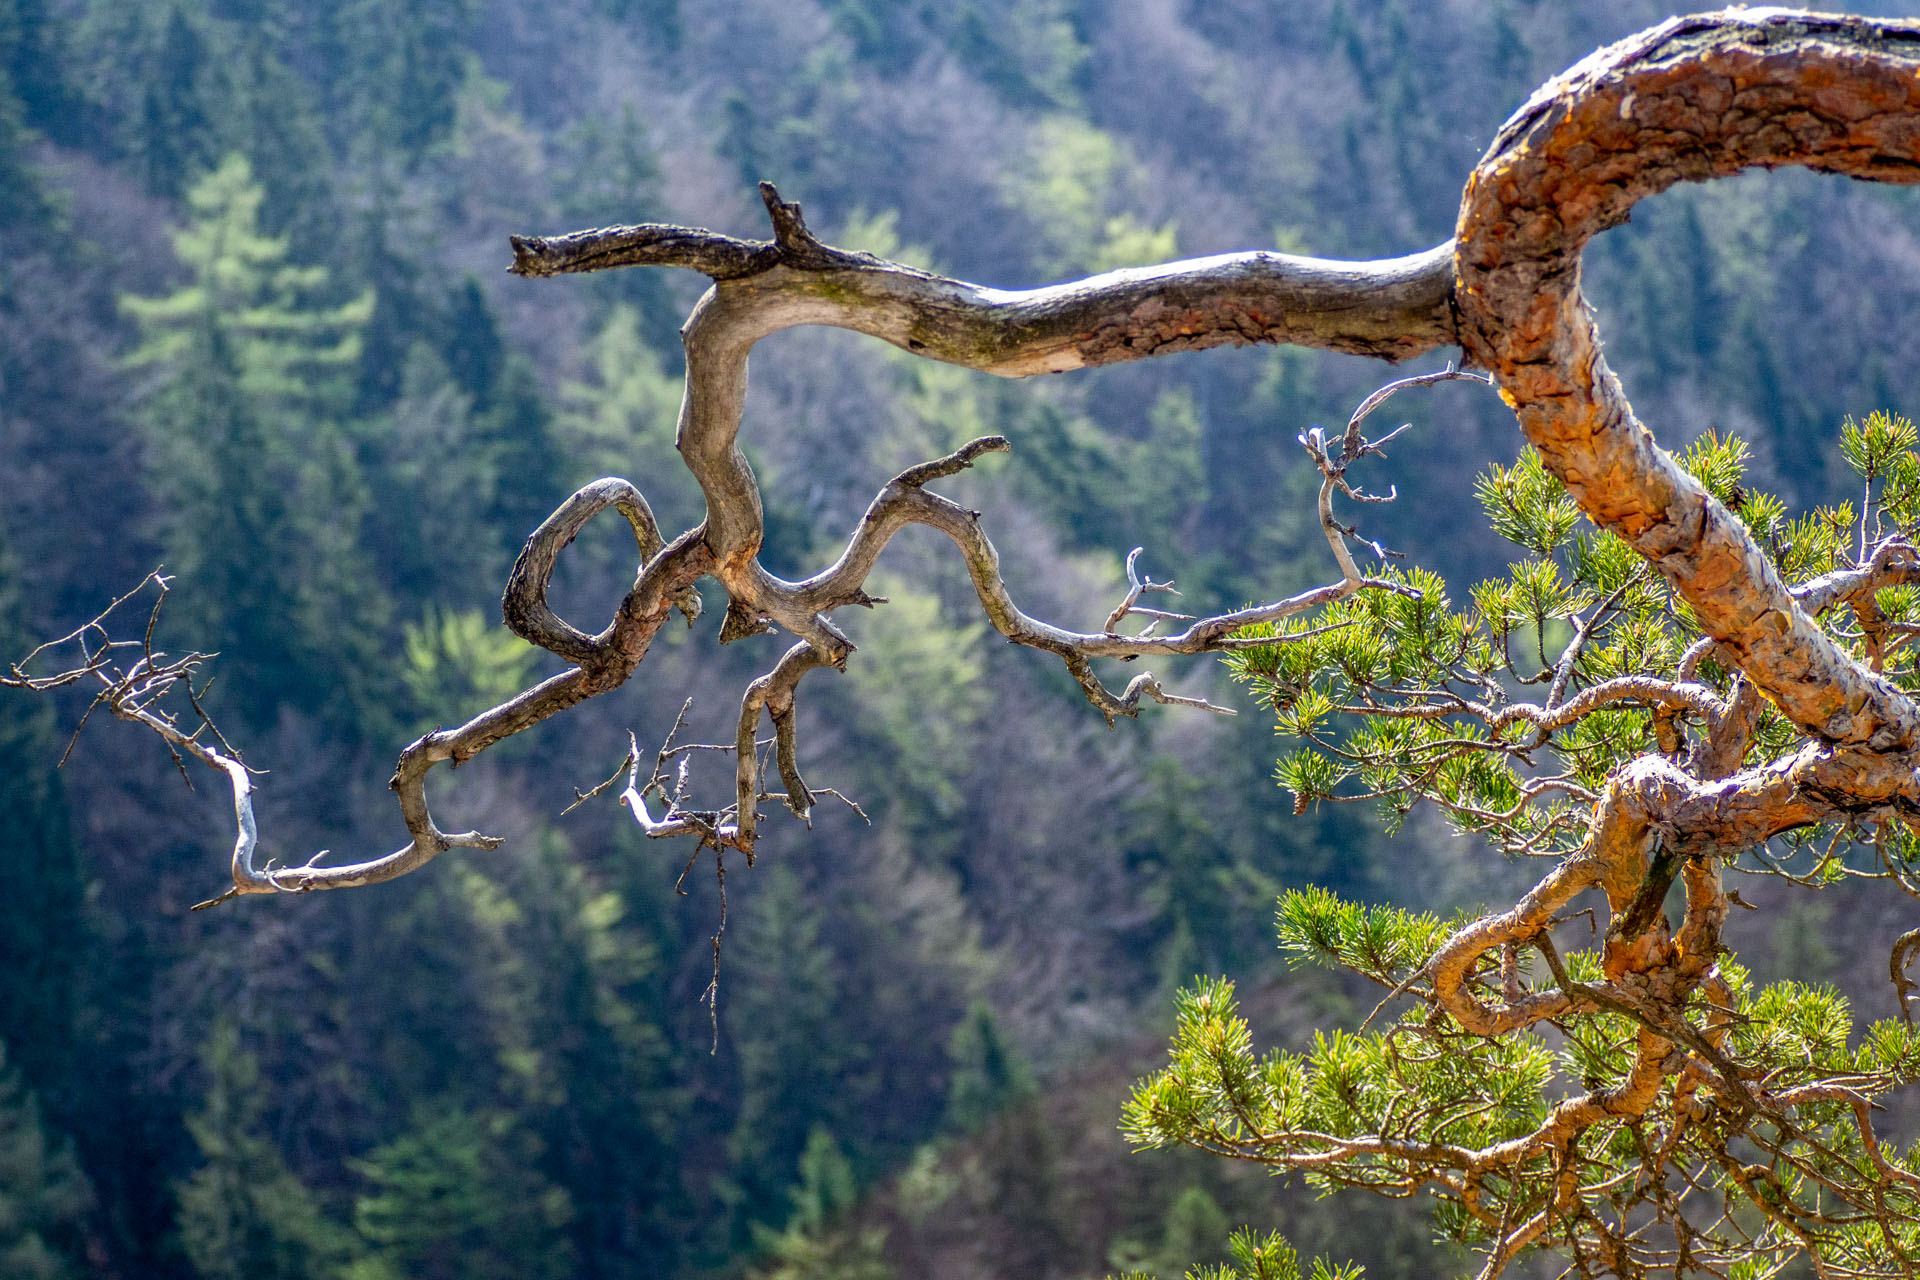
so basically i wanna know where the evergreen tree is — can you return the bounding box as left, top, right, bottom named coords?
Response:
left=347, top=1106, right=574, bottom=1280
left=0, top=536, right=85, bottom=1100
left=221, top=28, right=336, bottom=255
left=127, top=4, right=224, bottom=199
left=943, top=1002, right=1032, bottom=1133
left=442, top=278, right=502, bottom=413
left=1130, top=417, right=1920, bottom=1276
left=0, top=65, right=51, bottom=230
left=745, top=1128, right=891, bottom=1280
left=0, top=1042, right=91, bottom=1280
left=0, top=0, right=73, bottom=141
left=472, top=351, right=564, bottom=553
left=725, top=868, right=851, bottom=1237
left=123, top=153, right=368, bottom=404
left=512, top=850, right=692, bottom=1278
left=175, top=1023, right=356, bottom=1280
left=1107, top=1185, right=1231, bottom=1280
left=324, top=0, right=475, bottom=165
left=121, top=153, right=391, bottom=730
left=552, top=303, right=689, bottom=525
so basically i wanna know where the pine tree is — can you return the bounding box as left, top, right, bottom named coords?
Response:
left=347, top=1106, right=575, bottom=1280
left=1128, top=418, right=1920, bottom=1277
left=0, top=1042, right=91, bottom=1280
left=120, top=152, right=391, bottom=730
left=174, top=1023, right=356, bottom=1280
left=0, top=533, right=85, bottom=1100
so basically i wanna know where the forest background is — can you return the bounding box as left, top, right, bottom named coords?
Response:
left=8, top=2, right=1920, bottom=1277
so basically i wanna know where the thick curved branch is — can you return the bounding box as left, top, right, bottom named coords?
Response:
left=1428, top=744, right=1920, bottom=1036
left=502, top=127, right=1474, bottom=863
left=735, top=641, right=836, bottom=843
left=658, top=223, right=1455, bottom=583
left=804, top=458, right=1350, bottom=723
left=684, top=432, right=1353, bottom=728
left=512, top=188, right=1457, bottom=379
left=503, top=476, right=699, bottom=661
left=1455, top=9, right=1920, bottom=750
left=1796, top=536, right=1920, bottom=618
left=76, top=2, right=1920, bottom=1009
left=1490, top=676, right=1725, bottom=736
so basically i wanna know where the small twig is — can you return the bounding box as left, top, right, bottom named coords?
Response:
left=703, top=850, right=729, bottom=1054
left=1339, top=363, right=1494, bottom=466
left=1103, top=547, right=1185, bottom=633
left=1890, top=929, right=1920, bottom=1025
left=809, top=787, right=870, bottom=824
left=1115, top=672, right=1238, bottom=718
left=563, top=736, right=641, bottom=815
left=892, top=434, right=1011, bottom=489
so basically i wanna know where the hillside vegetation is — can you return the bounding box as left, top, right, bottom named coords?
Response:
left=6, top=3, right=1920, bottom=1276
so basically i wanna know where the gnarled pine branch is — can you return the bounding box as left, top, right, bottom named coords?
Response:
left=32, top=13, right=1920, bottom=1277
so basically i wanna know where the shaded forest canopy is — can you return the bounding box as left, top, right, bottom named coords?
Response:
left=10, top=3, right=1920, bottom=1279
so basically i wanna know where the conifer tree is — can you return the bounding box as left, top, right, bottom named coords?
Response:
left=347, top=1105, right=574, bottom=1280
left=726, top=867, right=850, bottom=1238
left=0, top=66, right=49, bottom=230
left=0, top=537, right=84, bottom=1100
left=745, top=1128, right=892, bottom=1280
left=0, top=1042, right=90, bottom=1280
left=943, top=1002, right=1032, bottom=1133
left=120, top=153, right=387, bottom=729
left=175, top=1023, right=356, bottom=1280
left=1121, top=415, right=1920, bottom=1277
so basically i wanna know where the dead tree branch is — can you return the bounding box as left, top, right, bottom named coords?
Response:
left=33, top=18, right=1920, bottom=1271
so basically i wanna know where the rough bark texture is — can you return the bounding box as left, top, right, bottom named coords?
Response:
left=1457, top=11, right=1920, bottom=750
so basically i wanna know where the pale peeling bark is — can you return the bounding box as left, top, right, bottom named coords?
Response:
left=510, top=190, right=1458, bottom=371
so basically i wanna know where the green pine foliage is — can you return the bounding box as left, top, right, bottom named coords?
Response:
left=347, top=1106, right=575, bottom=1280
left=1113, top=1225, right=1364, bottom=1280
left=1124, top=963, right=1920, bottom=1275
left=1151, top=417, right=1920, bottom=1275
left=1229, top=420, right=1920, bottom=860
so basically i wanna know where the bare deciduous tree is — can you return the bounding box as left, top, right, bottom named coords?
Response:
left=22, top=9, right=1920, bottom=1275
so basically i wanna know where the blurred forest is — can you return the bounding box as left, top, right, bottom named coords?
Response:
left=8, top=2, right=1920, bottom=1277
